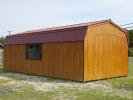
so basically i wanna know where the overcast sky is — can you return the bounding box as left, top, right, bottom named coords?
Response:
left=0, top=0, right=133, bottom=35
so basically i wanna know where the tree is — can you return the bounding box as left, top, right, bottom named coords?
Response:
left=128, top=30, right=133, bottom=48
left=0, top=36, right=6, bottom=45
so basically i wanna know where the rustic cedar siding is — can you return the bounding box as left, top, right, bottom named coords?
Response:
left=4, top=42, right=84, bottom=81
left=4, top=20, right=128, bottom=82
left=84, top=22, right=128, bottom=81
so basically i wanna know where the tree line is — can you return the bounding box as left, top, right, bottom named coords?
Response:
left=128, top=30, right=133, bottom=56
left=0, top=36, right=5, bottom=45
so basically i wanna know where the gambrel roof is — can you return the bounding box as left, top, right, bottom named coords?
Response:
left=5, top=19, right=127, bottom=45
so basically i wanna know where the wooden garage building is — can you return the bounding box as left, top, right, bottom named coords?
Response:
left=4, top=19, right=128, bottom=82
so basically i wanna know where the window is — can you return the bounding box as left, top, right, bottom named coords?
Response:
left=26, top=43, right=42, bottom=60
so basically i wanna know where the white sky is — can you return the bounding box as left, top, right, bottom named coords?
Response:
left=0, top=0, right=133, bottom=35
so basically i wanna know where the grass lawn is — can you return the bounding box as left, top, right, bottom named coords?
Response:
left=0, top=58, right=133, bottom=100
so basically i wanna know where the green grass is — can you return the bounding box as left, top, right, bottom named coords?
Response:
left=0, top=85, right=58, bottom=100
left=55, top=86, right=130, bottom=100
left=0, top=58, right=133, bottom=100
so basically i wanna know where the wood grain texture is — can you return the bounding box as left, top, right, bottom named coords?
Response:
left=4, top=42, right=84, bottom=81
left=4, top=22, right=128, bottom=82
left=84, top=22, right=128, bottom=81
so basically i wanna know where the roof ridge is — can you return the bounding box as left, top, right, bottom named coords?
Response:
left=9, top=19, right=110, bottom=36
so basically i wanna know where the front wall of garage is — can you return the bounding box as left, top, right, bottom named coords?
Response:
left=84, top=23, right=128, bottom=81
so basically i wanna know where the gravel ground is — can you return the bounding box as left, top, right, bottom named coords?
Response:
left=0, top=72, right=133, bottom=99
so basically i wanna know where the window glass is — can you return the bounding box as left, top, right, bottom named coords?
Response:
left=26, top=43, right=42, bottom=60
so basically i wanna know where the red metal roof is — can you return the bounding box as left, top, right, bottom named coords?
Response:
left=6, top=27, right=87, bottom=45
left=5, top=19, right=127, bottom=45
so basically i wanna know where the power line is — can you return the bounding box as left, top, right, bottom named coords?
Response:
left=124, top=26, right=133, bottom=29
left=120, top=23, right=133, bottom=26
left=120, top=22, right=133, bottom=29
left=7, top=30, right=12, bottom=36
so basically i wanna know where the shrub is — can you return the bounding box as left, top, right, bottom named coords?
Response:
left=128, top=48, right=133, bottom=57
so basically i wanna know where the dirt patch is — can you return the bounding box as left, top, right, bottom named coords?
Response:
left=0, top=73, right=112, bottom=91
left=0, top=72, right=133, bottom=99
left=0, top=86, right=13, bottom=95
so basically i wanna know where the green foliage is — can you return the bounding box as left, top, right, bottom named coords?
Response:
left=128, top=48, right=133, bottom=57
left=0, top=36, right=6, bottom=45
left=128, top=30, right=133, bottom=48
left=128, top=30, right=133, bottom=56
left=0, top=65, right=3, bottom=73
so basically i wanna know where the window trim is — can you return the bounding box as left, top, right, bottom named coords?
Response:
left=26, top=43, right=42, bottom=60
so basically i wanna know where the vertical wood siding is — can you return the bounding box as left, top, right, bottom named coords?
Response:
left=4, top=42, right=84, bottom=81
left=84, top=23, right=128, bottom=81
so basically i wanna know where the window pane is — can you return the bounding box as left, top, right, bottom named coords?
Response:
left=34, top=44, right=41, bottom=59
left=26, top=43, right=42, bottom=60
left=27, top=44, right=34, bottom=59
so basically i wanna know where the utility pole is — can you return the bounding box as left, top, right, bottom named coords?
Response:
left=7, top=30, right=12, bottom=36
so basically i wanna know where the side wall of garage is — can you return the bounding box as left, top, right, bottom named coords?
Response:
left=4, top=41, right=84, bottom=81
